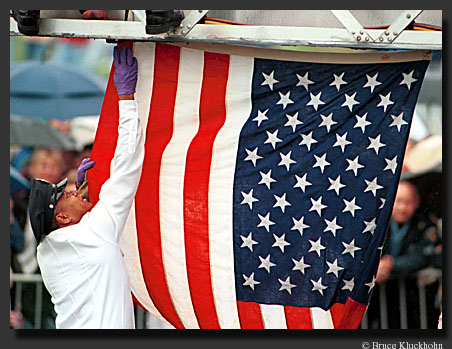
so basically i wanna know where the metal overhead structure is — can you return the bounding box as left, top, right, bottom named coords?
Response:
left=10, top=10, right=442, bottom=51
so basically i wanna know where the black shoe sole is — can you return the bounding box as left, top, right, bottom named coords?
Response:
left=17, top=23, right=39, bottom=36
left=145, top=18, right=183, bottom=34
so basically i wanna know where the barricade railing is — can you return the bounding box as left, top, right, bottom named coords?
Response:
left=360, top=267, right=442, bottom=329
left=12, top=269, right=441, bottom=329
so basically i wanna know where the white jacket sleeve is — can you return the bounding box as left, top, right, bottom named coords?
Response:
left=86, top=99, right=145, bottom=244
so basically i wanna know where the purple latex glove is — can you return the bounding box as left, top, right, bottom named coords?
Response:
left=113, top=46, right=138, bottom=95
left=76, top=158, right=95, bottom=187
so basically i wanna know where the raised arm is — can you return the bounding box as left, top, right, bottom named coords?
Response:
left=87, top=46, right=144, bottom=244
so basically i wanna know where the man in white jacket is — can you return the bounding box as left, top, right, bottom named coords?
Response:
left=28, top=46, right=143, bottom=329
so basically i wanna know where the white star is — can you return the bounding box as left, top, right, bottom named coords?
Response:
left=309, top=237, right=326, bottom=257
left=400, top=70, right=417, bottom=90
left=342, top=92, right=360, bottom=112
left=293, top=173, right=312, bottom=193
left=291, top=216, right=309, bottom=237
left=272, top=233, right=291, bottom=253
left=346, top=155, right=364, bottom=176
left=277, top=91, right=294, bottom=110
left=367, top=134, right=386, bottom=155
left=278, top=151, right=296, bottom=171
left=292, top=256, right=311, bottom=275
left=323, top=217, right=343, bottom=237
left=384, top=155, right=398, bottom=174
left=257, top=212, right=275, bottom=232
left=309, top=196, right=327, bottom=216
left=278, top=276, right=296, bottom=294
left=342, top=277, right=355, bottom=292
left=327, top=175, right=346, bottom=195
left=313, top=153, right=331, bottom=173
left=273, top=193, right=291, bottom=213
left=342, top=197, right=362, bottom=217
left=326, top=258, right=344, bottom=277
left=240, top=189, right=258, bottom=209
left=330, top=72, right=347, bottom=91
left=354, top=112, right=371, bottom=133
left=296, top=72, right=314, bottom=90
left=243, top=272, right=260, bottom=291
left=333, top=132, right=352, bottom=153
left=363, top=73, right=381, bottom=93
left=307, top=91, right=325, bottom=111
left=365, top=275, right=377, bottom=293
left=285, top=112, right=303, bottom=132
left=379, top=198, right=386, bottom=209
left=362, top=218, right=377, bottom=235
left=299, top=131, right=318, bottom=151
left=240, top=232, right=258, bottom=251
left=252, top=109, right=269, bottom=127
left=244, top=147, right=262, bottom=167
left=319, top=113, right=337, bottom=133
left=342, top=239, right=361, bottom=258
left=258, top=254, right=276, bottom=273
left=258, top=170, right=276, bottom=190
left=377, top=92, right=394, bottom=112
left=261, top=70, right=279, bottom=91
left=311, top=277, right=328, bottom=295
left=364, top=177, right=383, bottom=197
left=265, top=129, right=282, bottom=149
left=389, top=112, right=408, bottom=132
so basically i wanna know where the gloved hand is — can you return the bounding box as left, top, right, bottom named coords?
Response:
left=113, top=46, right=138, bottom=95
left=76, top=158, right=95, bottom=188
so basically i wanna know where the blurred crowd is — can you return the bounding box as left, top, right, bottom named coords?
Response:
left=365, top=133, right=442, bottom=329
left=10, top=138, right=94, bottom=328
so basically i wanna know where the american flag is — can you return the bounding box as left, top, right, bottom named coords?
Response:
left=88, top=42, right=429, bottom=329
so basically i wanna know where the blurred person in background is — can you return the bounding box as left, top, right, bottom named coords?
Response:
left=11, top=147, right=66, bottom=328
left=366, top=179, right=440, bottom=328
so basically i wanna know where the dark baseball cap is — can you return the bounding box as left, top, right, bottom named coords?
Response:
left=28, top=178, right=68, bottom=242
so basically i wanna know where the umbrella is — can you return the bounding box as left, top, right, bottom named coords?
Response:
left=401, top=135, right=442, bottom=218
left=10, top=61, right=107, bottom=120
left=10, top=165, right=30, bottom=195
left=10, top=114, right=79, bottom=150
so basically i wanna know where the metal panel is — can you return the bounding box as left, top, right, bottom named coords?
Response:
left=10, top=17, right=442, bottom=50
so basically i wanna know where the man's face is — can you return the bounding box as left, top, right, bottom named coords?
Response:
left=55, top=190, right=93, bottom=224
left=29, top=157, right=63, bottom=184
left=392, top=181, right=420, bottom=223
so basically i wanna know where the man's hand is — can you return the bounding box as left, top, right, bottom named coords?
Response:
left=376, top=254, right=394, bottom=284
left=81, top=10, right=107, bottom=20
left=77, top=158, right=95, bottom=188
left=113, top=46, right=138, bottom=96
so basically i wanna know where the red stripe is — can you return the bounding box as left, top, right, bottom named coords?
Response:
left=134, top=43, right=184, bottom=329
left=237, top=301, right=265, bottom=329
left=183, top=51, right=230, bottom=329
left=331, top=298, right=368, bottom=329
left=284, top=306, right=313, bottom=329
left=88, top=42, right=133, bottom=203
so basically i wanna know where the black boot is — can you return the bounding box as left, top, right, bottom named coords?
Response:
left=145, top=10, right=184, bottom=34
left=12, top=10, right=40, bottom=36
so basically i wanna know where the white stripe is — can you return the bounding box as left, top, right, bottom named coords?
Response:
left=119, top=42, right=168, bottom=323
left=209, top=55, right=254, bottom=329
left=159, top=47, right=203, bottom=329
left=260, top=304, right=288, bottom=329
left=310, top=307, right=334, bottom=329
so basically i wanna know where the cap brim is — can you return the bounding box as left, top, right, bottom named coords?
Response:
left=54, top=178, right=68, bottom=202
